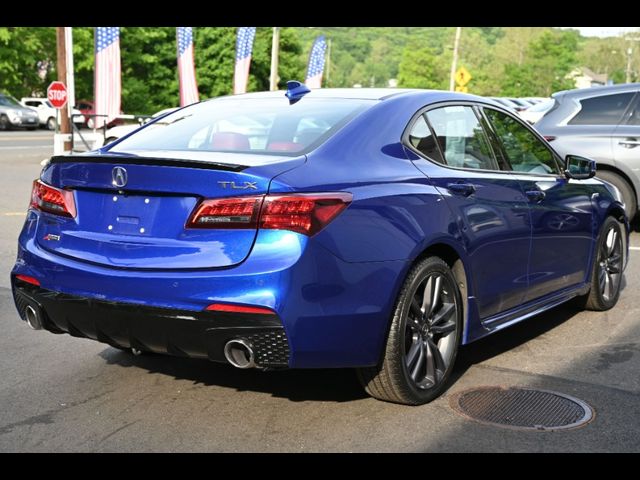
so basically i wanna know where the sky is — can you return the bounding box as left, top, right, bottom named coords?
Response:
left=564, top=27, right=640, bottom=38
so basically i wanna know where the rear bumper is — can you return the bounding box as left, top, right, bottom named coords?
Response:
left=13, top=279, right=290, bottom=368
left=13, top=212, right=409, bottom=368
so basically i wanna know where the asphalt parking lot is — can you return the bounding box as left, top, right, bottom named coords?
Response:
left=0, top=130, right=639, bottom=452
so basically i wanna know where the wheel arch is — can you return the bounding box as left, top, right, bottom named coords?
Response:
left=407, top=240, right=477, bottom=347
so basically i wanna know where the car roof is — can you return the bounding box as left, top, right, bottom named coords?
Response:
left=208, top=88, right=503, bottom=108
left=553, top=83, right=640, bottom=100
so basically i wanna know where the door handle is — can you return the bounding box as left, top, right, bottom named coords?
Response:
left=525, top=190, right=546, bottom=203
left=447, top=182, right=475, bottom=197
left=619, top=138, right=640, bottom=148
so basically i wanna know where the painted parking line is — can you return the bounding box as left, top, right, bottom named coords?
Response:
left=0, top=145, right=52, bottom=150
left=2, top=212, right=25, bottom=216
left=629, top=246, right=640, bottom=251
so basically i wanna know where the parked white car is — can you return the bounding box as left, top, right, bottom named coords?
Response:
left=20, top=97, right=83, bottom=130
left=103, top=107, right=179, bottom=145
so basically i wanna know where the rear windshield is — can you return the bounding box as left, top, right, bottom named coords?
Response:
left=109, top=97, right=373, bottom=158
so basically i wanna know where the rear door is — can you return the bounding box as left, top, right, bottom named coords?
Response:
left=407, top=104, right=532, bottom=320
left=482, top=106, right=593, bottom=302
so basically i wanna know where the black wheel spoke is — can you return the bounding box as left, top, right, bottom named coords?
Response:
left=424, top=340, right=435, bottom=385
left=410, top=342, right=426, bottom=381
left=428, top=337, right=447, bottom=377
left=410, top=297, right=422, bottom=319
left=431, top=320, right=456, bottom=336
left=431, top=302, right=454, bottom=326
left=406, top=339, right=421, bottom=369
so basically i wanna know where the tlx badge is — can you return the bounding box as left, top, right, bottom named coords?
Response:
left=217, top=181, right=258, bottom=190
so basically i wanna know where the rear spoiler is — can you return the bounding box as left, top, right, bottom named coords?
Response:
left=48, top=155, right=246, bottom=172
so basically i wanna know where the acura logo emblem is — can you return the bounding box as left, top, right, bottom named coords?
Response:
left=112, top=166, right=128, bottom=188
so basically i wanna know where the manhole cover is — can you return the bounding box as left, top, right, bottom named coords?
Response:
left=449, top=386, right=594, bottom=431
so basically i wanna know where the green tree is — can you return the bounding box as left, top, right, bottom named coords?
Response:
left=0, top=27, right=56, bottom=98
left=501, top=30, right=579, bottom=97
left=397, top=44, right=447, bottom=89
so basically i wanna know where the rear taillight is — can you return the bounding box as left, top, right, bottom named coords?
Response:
left=186, top=196, right=263, bottom=228
left=260, top=193, right=352, bottom=235
left=186, top=193, right=352, bottom=236
left=30, top=180, right=76, bottom=218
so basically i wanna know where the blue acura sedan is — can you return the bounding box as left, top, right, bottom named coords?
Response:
left=11, top=84, right=628, bottom=405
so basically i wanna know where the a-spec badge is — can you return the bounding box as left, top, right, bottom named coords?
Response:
left=218, top=181, right=258, bottom=190
left=112, top=166, right=128, bottom=188
left=43, top=234, right=61, bottom=241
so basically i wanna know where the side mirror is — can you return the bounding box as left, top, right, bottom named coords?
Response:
left=564, top=155, right=596, bottom=180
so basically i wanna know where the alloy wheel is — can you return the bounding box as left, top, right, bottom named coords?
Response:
left=598, top=225, right=623, bottom=302
left=404, top=273, right=458, bottom=390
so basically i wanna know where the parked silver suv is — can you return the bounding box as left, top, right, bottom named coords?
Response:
left=0, top=92, right=39, bottom=130
left=536, top=83, right=640, bottom=219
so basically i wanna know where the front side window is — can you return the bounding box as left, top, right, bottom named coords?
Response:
left=424, top=106, right=498, bottom=171
left=484, top=108, right=560, bottom=175
left=568, top=92, right=635, bottom=126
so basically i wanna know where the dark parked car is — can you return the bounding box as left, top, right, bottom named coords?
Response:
left=0, top=92, right=39, bottom=130
left=535, top=83, right=640, bottom=220
left=12, top=87, right=628, bottom=405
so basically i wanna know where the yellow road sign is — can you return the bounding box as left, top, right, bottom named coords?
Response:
left=455, top=85, right=469, bottom=93
left=455, top=66, right=472, bottom=87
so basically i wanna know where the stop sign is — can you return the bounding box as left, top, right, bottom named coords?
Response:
left=47, top=81, right=68, bottom=109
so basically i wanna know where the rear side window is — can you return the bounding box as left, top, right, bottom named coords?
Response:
left=485, top=108, right=560, bottom=175
left=110, top=98, right=372, bottom=157
left=568, top=92, right=635, bottom=126
left=407, top=115, right=445, bottom=164
left=424, top=106, right=498, bottom=171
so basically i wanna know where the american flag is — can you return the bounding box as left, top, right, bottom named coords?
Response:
left=234, top=27, right=256, bottom=95
left=305, top=36, right=327, bottom=89
left=177, top=27, right=199, bottom=107
left=94, top=27, right=121, bottom=129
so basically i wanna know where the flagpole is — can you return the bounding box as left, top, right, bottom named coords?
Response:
left=269, top=27, right=280, bottom=91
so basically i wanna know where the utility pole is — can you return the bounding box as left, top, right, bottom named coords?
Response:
left=269, top=27, right=280, bottom=91
left=624, top=36, right=640, bottom=84
left=326, top=38, right=331, bottom=87
left=449, top=27, right=462, bottom=92
left=56, top=27, right=72, bottom=152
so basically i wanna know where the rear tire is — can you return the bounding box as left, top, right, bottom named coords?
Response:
left=46, top=117, right=56, bottom=131
left=596, top=170, right=636, bottom=221
left=580, top=216, right=625, bottom=311
left=357, top=256, right=463, bottom=405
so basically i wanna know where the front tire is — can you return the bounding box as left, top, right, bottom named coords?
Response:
left=357, top=256, right=463, bottom=405
left=0, top=115, right=10, bottom=131
left=581, top=216, right=625, bottom=311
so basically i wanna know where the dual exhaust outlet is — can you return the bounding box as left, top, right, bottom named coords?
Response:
left=23, top=303, right=258, bottom=370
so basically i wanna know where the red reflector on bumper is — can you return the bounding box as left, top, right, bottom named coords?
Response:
left=15, top=274, right=40, bottom=286
left=205, top=303, right=274, bottom=315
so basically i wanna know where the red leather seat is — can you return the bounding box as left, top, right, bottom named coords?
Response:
left=266, top=141, right=302, bottom=152
left=211, top=132, right=250, bottom=150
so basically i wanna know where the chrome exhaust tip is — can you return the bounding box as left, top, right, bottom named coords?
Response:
left=224, top=339, right=256, bottom=369
left=131, top=348, right=143, bottom=356
left=24, top=305, right=42, bottom=330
